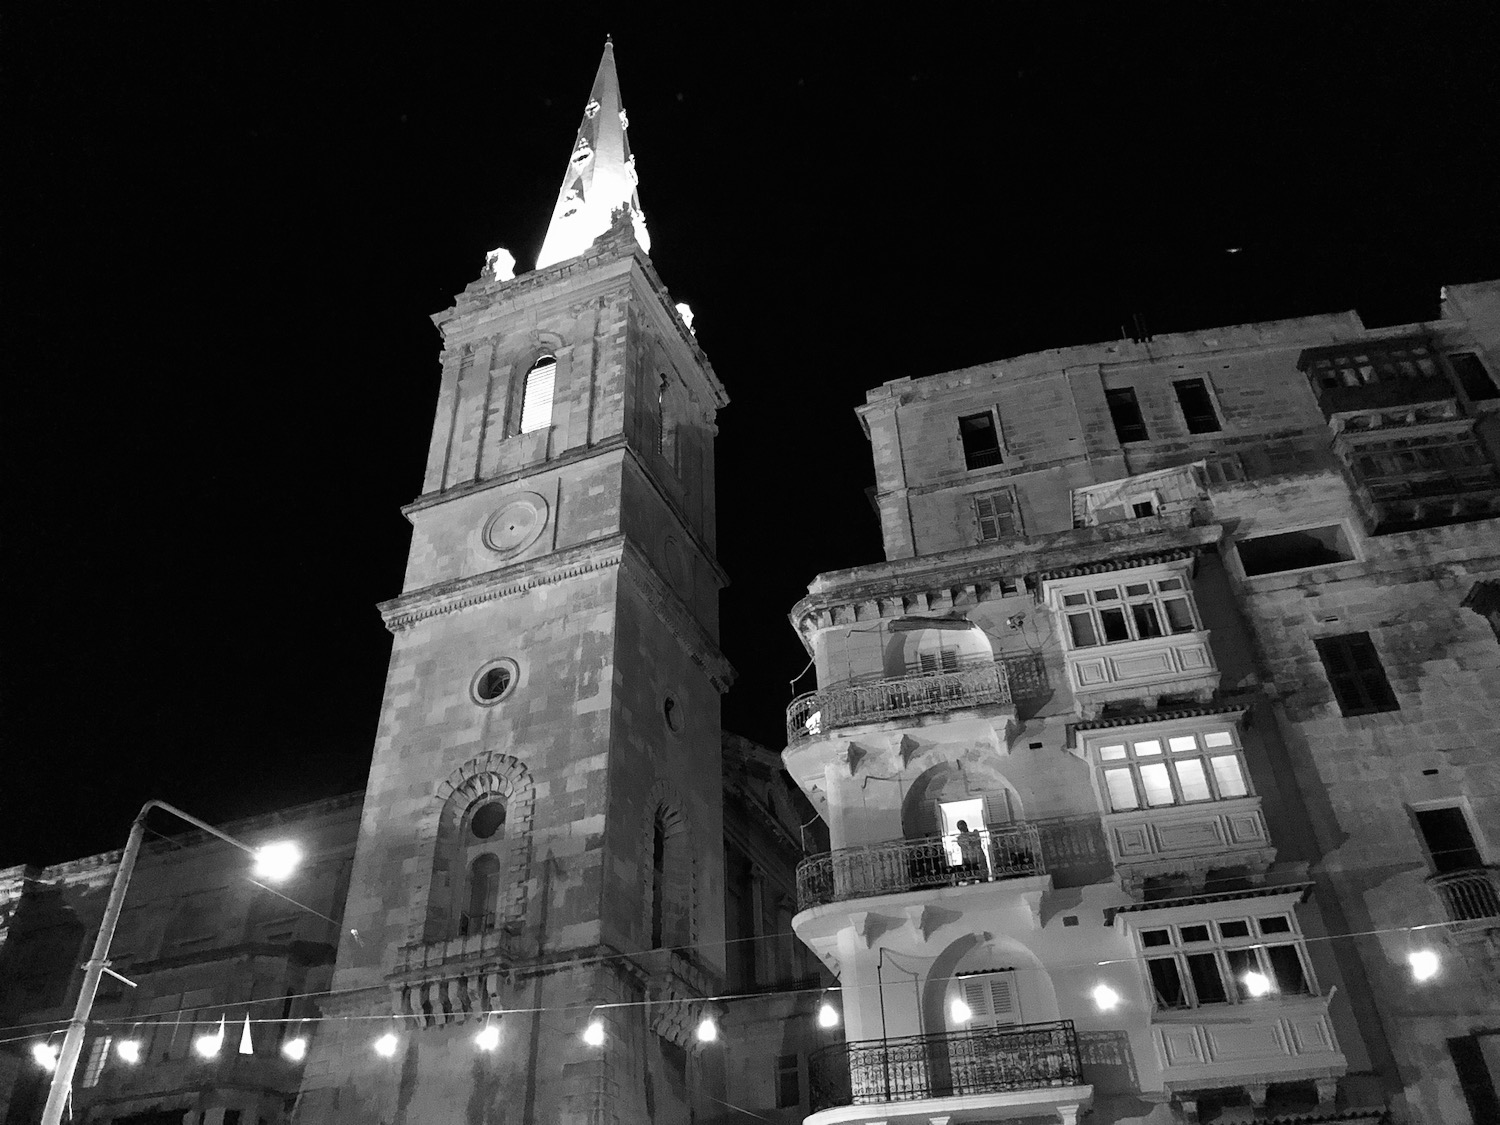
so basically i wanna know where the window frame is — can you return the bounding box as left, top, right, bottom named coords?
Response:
left=1172, top=377, right=1223, bottom=434
left=518, top=355, right=557, bottom=434
left=1135, top=912, right=1316, bottom=1010
left=973, top=488, right=1021, bottom=542
left=1105, top=386, right=1150, bottom=443
left=1093, top=725, right=1251, bottom=813
left=1058, top=576, right=1200, bottom=650
left=958, top=409, right=1005, bottom=470
left=1313, top=632, right=1399, bottom=717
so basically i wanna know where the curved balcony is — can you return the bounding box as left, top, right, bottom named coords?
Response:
left=787, top=659, right=1037, bottom=745
left=810, top=1021, right=1086, bottom=1114
left=797, top=826, right=1044, bottom=911
left=1429, top=866, right=1500, bottom=923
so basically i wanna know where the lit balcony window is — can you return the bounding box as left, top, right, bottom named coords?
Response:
left=1139, top=913, right=1314, bottom=1009
left=1061, top=578, right=1198, bottom=650
left=1097, top=728, right=1248, bottom=812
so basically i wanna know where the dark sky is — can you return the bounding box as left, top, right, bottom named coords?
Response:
left=5, top=4, right=1499, bottom=867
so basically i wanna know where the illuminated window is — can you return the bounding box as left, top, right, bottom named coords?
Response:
left=1140, top=914, right=1312, bottom=1009
left=959, top=411, right=1004, bottom=469
left=1314, top=632, right=1399, bottom=716
left=1097, top=728, right=1248, bottom=812
left=1060, top=578, right=1197, bottom=649
left=519, top=356, right=556, bottom=433
left=1105, top=387, right=1149, bottom=443
left=975, top=489, right=1020, bottom=541
left=1304, top=340, right=1438, bottom=390
left=1173, top=378, right=1221, bottom=434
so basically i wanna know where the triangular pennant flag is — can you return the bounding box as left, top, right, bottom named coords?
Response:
left=239, top=1014, right=254, bottom=1055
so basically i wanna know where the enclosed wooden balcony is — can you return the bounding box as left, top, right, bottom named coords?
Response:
left=786, top=655, right=1046, bottom=745
left=808, top=1021, right=1089, bottom=1123
left=796, top=825, right=1044, bottom=911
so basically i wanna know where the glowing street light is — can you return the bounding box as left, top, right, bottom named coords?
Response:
left=1241, top=971, right=1274, bottom=998
left=374, top=1033, right=399, bottom=1058
left=949, top=998, right=973, bottom=1025
left=1408, top=948, right=1441, bottom=982
left=1091, top=984, right=1122, bottom=1012
left=40, top=801, right=306, bottom=1125
left=115, top=1039, right=142, bottom=1065
left=695, top=1018, right=718, bottom=1043
left=32, top=1043, right=59, bottom=1072
left=193, top=1019, right=225, bottom=1059
left=281, top=1037, right=308, bottom=1062
left=817, top=1002, right=840, bottom=1029
left=475, top=1023, right=501, bottom=1051
left=582, top=1019, right=606, bottom=1047
left=251, top=841, right=302, bottom=883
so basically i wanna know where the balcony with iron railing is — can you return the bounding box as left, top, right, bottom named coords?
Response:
left=809, top=1021, right=1088, bottom=1120
left=1429, top=866, right=1500, bottom=926
left=786, top=654, right=1047, bottom=745
left=797, top=825, right=1045, bottom=911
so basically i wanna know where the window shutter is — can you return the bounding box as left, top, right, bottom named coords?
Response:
left=960, top=972, right=1019, bottom=1028
left=913, top=798, right=942, bottom=840
left=982, top=792, right=1014, bottom=825
left=975, top=491, right=1017, bottom=541
left=520, top=359, right=557, bottom=433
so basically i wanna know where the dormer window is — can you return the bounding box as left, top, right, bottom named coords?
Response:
left=520, top=356, right=557, bottom=433
left=1061, top=578, right=1198, bottom=649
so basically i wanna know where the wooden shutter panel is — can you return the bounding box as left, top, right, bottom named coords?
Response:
left=520, top=360, right=557, bottom=433
left=982, top=792, right=1014, bottom=825
left=960, top=972, right=1018, bottom=1028
left=913, top=798, right=942, bottom=840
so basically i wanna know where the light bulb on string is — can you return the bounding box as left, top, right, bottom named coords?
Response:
left=281, top=1036, right=308, bottom=1062
left=475, top=1020, right=501, bottom=1051
left=374, top=1032, right=399, bottom=1058
left=194, top=1017, right=226, bottom=1059
left=949, top=998, right=972, bottom=1025
left=116, top=1038, right=143, bottom=1065
left=817, top=1001, right=840, bottom=1029
left=1408, top=948, right=1441, bottom=982
left=1091, top=983, right=1122, bottom=1012
left=251, top=840, right=302, bottom=882
left=31, top=1041, right=59, bottom=1072
left=583, top=1017, right=606, bottom=1047
left=1241, top=971, right=1273, bottom=998
left=695, top=1017, right=718, bottom=1044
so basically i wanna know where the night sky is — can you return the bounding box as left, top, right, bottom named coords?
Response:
left=5, top=5, right=1499, bottom=867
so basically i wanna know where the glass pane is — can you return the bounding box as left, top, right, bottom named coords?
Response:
left=1125, top=583, right=1152, bottom=597
left=1179, top=924, right=1211, bottom=943
left=1175, top=759, right=1212, bottom=802
left=1186, top=953, right=1228, bottom=1005
left=1267, top=945, right=1311, bottom=994
left=1203, top=730, right=1234, bottom=748
left=1257, top=916, right=1292, bottom=935
left=1140, top=929, right=1172, bottom=948
left=1217, top=920, right=1251, bottom=939
left=1098, top=744, right=1128, bottom=760
left=1104, top=769, right=1140, bottom=811
left=1068, top=613, right=1099, bottom=648
left=1210, top=756, right=1248, bottom=798
left=1168, top=735, right=1198, bottom=754
left=1062, top=592, right=1088, bottom=606
left=1134, top=739, right=1163, bottom=756
left=1148, top=959, right=1188, bottom=1008
left=1157, top=578, right=1183, bottom=591
left=1163, top=598, right=1196, bottom=633
left=1132, top=602, right=1164, bottom=638
left=1140, top=763, right=1175, bottom=807
left=1226, top=948, right=1262, bottom=1000
left=1093, top=587, right=1120, bottom=602
left=1100, top=607, right=1130, bottom=642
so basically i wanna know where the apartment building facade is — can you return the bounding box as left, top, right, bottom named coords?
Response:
left=784, top=280, right=1500, bottom=1124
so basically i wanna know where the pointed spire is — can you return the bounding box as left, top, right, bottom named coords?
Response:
left=535, top=39, right=650, bottom=269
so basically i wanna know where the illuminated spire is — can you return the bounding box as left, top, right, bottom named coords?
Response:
left=535, top=37, right=650, bottom=269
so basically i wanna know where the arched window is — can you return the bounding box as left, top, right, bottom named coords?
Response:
left=520, top=356, right=557, bottom=434
left=464, top=854, right=502, bottom=935
left=651, top=812, right=668, bottom=948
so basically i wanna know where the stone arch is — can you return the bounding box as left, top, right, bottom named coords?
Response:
left=920, top=931, right=1057, bottom=1063
left=642, top=779, right=697, bottom=951
left=422, top=752, right=535, bottom=942
left=882, top=616, right=995, bottom=678
left=901, top=757, right=1025, bottom=841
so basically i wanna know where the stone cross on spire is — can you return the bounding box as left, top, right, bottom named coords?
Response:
left=535, top=37, right=651, bottom=269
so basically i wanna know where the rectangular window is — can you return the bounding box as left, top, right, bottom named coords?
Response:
left=1414, top=806, right=1483, bottom=874
left=519, top=360, right=556, bottom=433
left=974, top=489, right=1020, bottom=541
left=1173, top=378, right=1222, bottom=433
left=919, top=648, right=960, bottom=674
left=1058, top=578, right=1199, bottom=650
left=1315, top=632, right=1399, bottom=716
left=1137, top=913, right=1314, bottom=1008
left=959, top=411, right=1004, bottom=469
left=1105, top=387, right=1150, bottom=443
left=82, top=1035, right=111, bottom=1087
left=776, top=1054, right=801, bottom=1108
left=1237, top=525, right=1355, bottom=576
left=1096, top=728, right=1250, bottom=811
left=1448, top=352, right=1500, bottom=402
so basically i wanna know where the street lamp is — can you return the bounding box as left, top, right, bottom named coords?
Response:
left=41, top=800, right=300, bottom=1125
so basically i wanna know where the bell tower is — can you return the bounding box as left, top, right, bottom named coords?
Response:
left=294, top=40, right=733, bottom=1125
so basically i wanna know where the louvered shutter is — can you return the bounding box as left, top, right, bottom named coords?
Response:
left=974, top=492, right=1017, bottom=540
left=520, top=359, right=557, bottom=433
left=960, top=972, right=1019, bottom=1028
left=982, top=792, right=1014, bottom=825
left=914, top=798, right=942, bottom=840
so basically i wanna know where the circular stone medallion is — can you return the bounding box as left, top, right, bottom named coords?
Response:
left=483, top=493, right=549, bottom=557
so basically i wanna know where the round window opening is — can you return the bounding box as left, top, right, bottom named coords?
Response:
left=663, top=695, right=684, bottom=734
left=470, top=802, right=507, bottom=840
left=472, top=659, right=519, bottom=705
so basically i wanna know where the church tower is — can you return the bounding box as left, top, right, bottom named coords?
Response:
left=294, top=40, right=733, bottom=1125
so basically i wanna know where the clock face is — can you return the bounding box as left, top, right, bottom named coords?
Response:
left=483, top=493, right=549, bottom=558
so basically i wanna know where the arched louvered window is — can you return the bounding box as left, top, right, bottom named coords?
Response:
left=520, top=356, right=557, bottom=434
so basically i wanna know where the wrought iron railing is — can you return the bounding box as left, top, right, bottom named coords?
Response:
left=797, top=825, right=1044, bottom=910
left=1429, top=867, right=1500, bottom=923
left=810, top=1021, right=1083, bottom=1112
left=787, top=659, right=1036, bottom=744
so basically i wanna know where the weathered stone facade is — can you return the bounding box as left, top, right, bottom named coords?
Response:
left=786, top=280, right=1500, bottom=1124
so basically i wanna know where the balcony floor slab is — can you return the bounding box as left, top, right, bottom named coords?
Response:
left=805, top=1083, right=1093, bottom=1125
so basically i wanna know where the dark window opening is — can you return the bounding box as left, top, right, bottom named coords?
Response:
left=1314, top=632, right=1399, bottom=716
left=1449, top=352, right=1500, bottom=402
left=1147, top=958, right=1186, bottom=1007
left=1415, top=807, right=1483, bottom=874
left=1131, top=500, right=1156, bottom=518
left=959, top=412, right=1003, bottom=469
left=1106, top=387, right=1149, bottom=443
left=1449, top=1034, right=1500, bottom=1125
left=1237, top=525, right=1355, bottom=575
left=1173, top=378, right=1222, bottom=433
left=651, top=815, right=667, bottom=948
left=471, top=801, right=507, bottom=840
left=776, top=1054, right=802, bottom=1108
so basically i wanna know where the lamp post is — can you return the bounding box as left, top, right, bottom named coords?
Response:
left=41, top=799, right=301, bottom=1125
